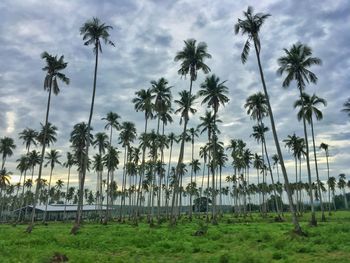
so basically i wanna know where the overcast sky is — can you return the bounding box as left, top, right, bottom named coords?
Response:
left=0, top=0, right=349, bottom=189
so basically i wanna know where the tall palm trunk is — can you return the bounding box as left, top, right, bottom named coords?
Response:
left=165, top=139, right=173, bottom=219
left=253, top=40, right=302, bottom=233
left=17, top=169, right=28, bottom=222
left=262, top=137, right=282, bottom=219
left=27, top=78, right=52, bottom=233
left=325, top=152, right=331, bottom=214
left=189, top=134, right=194, bottom=220
left=211, top=112, right=218, bottom=224
left=310, top=118, right=325, bottom=221
left=170, top=80, right=193, bottom=224
left=298, top=89, right=317, bottom=226
left=135, top=116, right=148, bottom=222
left=63, top=166, right=71, bottom=221
left=72, top=41, right=99, bottom=234
left=43, top=167, right=54, bottom=223
left=119, top=146, right=128, bottom=221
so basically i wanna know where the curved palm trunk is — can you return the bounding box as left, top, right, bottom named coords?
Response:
left=253, top=40, right=302, bottom=234
left=43, top=167, right=54, bottom=223
left=310, top=118, right=325, bottom=221
left=298, top=89, right=317, bottom=226
left=71, top=41, right=99, bottom=234
left=27, top=79, right=52, bottom=233
left=63, top=166, right=71, bottom=221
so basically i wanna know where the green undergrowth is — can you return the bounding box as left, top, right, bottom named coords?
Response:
left=0, top=211, right=349, bottom=263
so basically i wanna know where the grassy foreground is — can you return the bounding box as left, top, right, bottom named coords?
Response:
left=0, top=212, right=349, bottom=263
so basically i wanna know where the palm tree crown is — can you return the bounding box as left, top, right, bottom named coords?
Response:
left=234, top=6, right=271, bottom=63
left=80, top=17, right=115, bottom=53
left=277, top=43, right=322, bottom=90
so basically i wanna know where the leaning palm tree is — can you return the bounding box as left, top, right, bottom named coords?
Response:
left=198, top=74, right=229, bottom=223
left=235, top=6, right=302, bottom=233
left=0, top=137, right=16, bottom=169
left=278, top=42, right=322, bottom=226
left=72, top=17, right=115, bottom=234
left=27, top=52, right=69, bottom=233
left=43, top=149, right=61, bottom=223
left=342, top=98, right=350, bottom=116
left=320, top=142, right=331, bottom=214
left=295, top=93, right=327, bottom=221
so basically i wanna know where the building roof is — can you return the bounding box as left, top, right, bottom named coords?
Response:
left=16, top=204, right=107, bottom=212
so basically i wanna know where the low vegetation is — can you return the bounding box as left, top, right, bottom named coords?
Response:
left=0, top=212, right=349, bottom=263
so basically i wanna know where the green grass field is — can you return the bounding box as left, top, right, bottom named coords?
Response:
left=0, top=212, right=349, bottom=263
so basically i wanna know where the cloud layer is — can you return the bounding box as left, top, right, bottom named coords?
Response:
left=1, top=0, right=349, bottom=188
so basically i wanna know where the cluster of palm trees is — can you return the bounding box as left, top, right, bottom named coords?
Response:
left=1, top=7, right=350, bottom=235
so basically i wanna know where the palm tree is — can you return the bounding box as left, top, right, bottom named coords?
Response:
left=342, top=98, right=350, bottom=116
left=43, top=149, right=61, bottom=223
left=63, top=152, right=74, bottom=221
left=132, top=88, right=154, bottom=220
left=27, top=51, right=69, bottom=233
left=93, top=132, right=109, bottom=156
left=327, top=176, right=337, bottom=211
left=174, top=39, right=211, bottom=96
left=198, top=74, right=229, bottom=223
left=19, top=128, right=38, bottom=153
left=278, top=42, right=322, bottom=226
left=72, top=17, right=115, bottom=234
left=0, top=168, right=12, bottom=218
left=103, top=112, right=121, bottom=146
left=0, top=137, right=16, bottom=169
left=118, top=121, right=137, bottom=221
left=295, top=93, right=327, bottom=220
left=235, top=6, right=301, bottom=233
left=338, top=174, right=348, bottom=210
left=320, top=142, right=331, bottom=214
left=171, top=90, right=197, bottom=222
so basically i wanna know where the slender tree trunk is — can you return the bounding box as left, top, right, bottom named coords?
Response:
left=27, top=78, right=52, bottom=233
left=63, top=166, right=71, bottom=221
left=325, top=153, right=331, bottom=214
left=43, top=167, right=53, bottom=223
left=165, top=140, right=173, bottom=219
left=71, top=43, right=99, bottom=234
left=298, top=89, right=317, bottom=226
left=253, top=40, right=302, bottom=234
left=310, top=118, right=325, bottom=221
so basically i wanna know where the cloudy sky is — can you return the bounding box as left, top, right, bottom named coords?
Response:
left=0, top=0, right=349, bottom=189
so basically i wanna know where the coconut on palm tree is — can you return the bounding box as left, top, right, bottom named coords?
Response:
left=235, top=6, right=302, bottom=233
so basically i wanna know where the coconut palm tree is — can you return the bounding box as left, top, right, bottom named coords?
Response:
left=174, top=39, right=211, bottom=96
left=118, top=121, right=137, bottom=221
left=198, top=74, right=229, bottom=223
left=170, top=90, right=196, bottom=223
left=278, top=42, right=322, bottom=226
left=0, top=137, right=16, bottom=169
left=72, top=17, right=115, bottom=234
left=338, top=174, right=348, bottom=210
left=19, top=128, right=38, bottom=153
left=327, top=176, right=337, bottom=211
left=235, top=6, right=301, bottom=233
left=295, top=93, right=327, bottom=220
left=342, top=98, right=350, bottom=116
left=320, top=142, right=331, bottom=214
left=63, top=152, right=74, bottom=221
left=27, top=51, right=69, bottom=233
left=132, top=88, right=154, bottom=220
left=43, top=149, right=61, bottom=223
